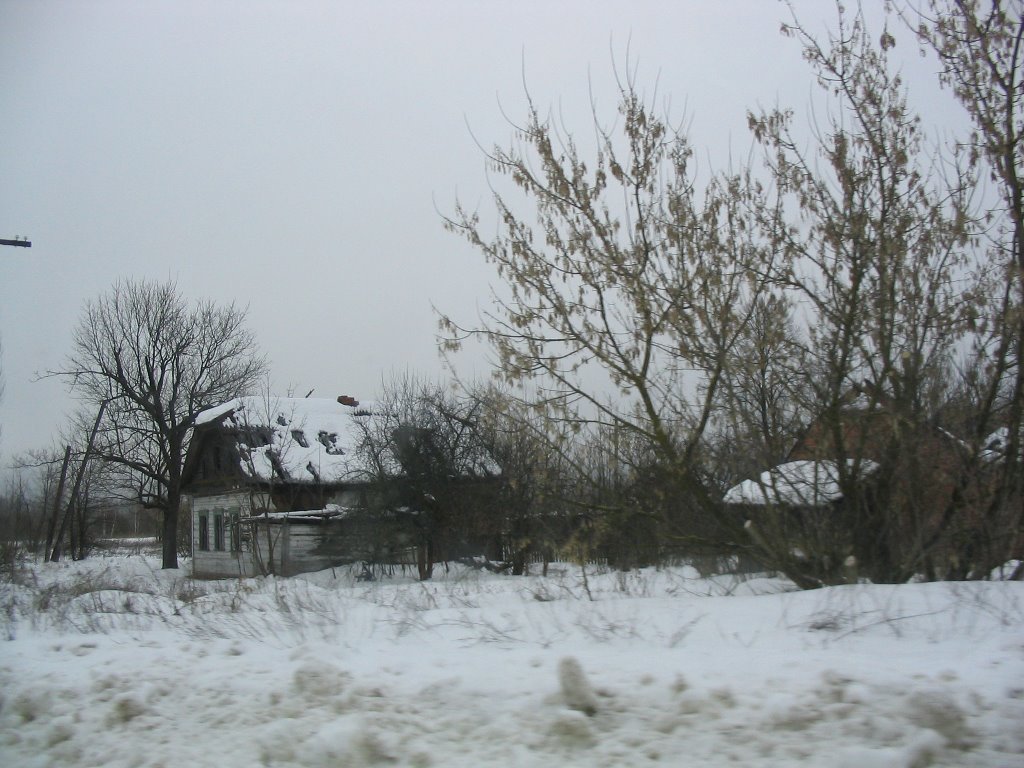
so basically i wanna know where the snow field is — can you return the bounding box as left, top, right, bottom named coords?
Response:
left=1, top=556, right=1022, bottom=767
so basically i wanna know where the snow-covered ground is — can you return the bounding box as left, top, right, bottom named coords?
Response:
left=1, top=555, right=1022, bottom=767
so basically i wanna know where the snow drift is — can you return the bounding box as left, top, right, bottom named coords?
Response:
left=1, top=555, right=1022, bottom=767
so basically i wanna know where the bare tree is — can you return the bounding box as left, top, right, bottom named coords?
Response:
left=55, top=279, right=267, bottom=569
left=712, top=294, right=811, bottom=484
left=743, top=3, right=997, bottom=584
left=1, top=454, right=61, bottom=570
left=441, top=73, right=779, bottom=560
left=904, top=0, right=1024, bottom=576
left=442, top=6, right=1019, bottom=586
left=468, top=386, right=579, bottom=574
left=353, top=375, right=500, bottom=580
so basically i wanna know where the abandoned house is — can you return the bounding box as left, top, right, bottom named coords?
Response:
left=723, top=385, right=1018, bottom=583
left=181, top=395, right=403, bottom=578
left=182, top=394, right=505, bottom=579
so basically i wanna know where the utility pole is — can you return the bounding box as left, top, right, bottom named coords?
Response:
left=44, top=446, right=74, bottom=561
left=50, top=400, right=108, bottom=562
left=0, top=236, right=31, bottom=248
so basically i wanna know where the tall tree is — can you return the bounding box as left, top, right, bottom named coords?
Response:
left=907, top=0, right=1024, bottom=575
left=746, top=3, right=990, bottom=582
left=471, top=386, right=577, bottom=573
left=713, top=294, right=811, bottom=483
left=57, top=279, right=267, bottom=568
left=441, top=74, right=780, bottom=556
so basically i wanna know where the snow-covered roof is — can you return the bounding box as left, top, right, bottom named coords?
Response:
left=246, top=503, right=422, bottom=522
left=723, top=459, right=879, bottom=507
left=196, top=396, right=374, bottom=485
left=245, top=504, right=353, bottom=521
left=981, top=426, right=1023, bottom=463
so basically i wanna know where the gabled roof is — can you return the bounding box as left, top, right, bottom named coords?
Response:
left=192, top=396, right=374, bottom=485
left=723, top=459, right=879, bottom=507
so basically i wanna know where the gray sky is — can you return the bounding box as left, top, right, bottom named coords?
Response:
left=0, top=0, right=950, bottom=471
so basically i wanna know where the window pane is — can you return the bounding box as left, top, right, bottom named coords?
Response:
left=199, top=514, right=209, bottom=551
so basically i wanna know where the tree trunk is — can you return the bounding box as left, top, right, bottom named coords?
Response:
left=51, top=403, right=108, bottom=562
left=417, top=540, right=434, bottom=581
left=162, top=500, right=179, bottom=569
left=44, top=447, right=72, bottom=561
left=162, top=437, right=185, bottom=569
left=511, top=552, right=526, bottom=576
left=162, top=477, right=180, bottom=569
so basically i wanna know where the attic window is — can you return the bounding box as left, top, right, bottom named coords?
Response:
left=291, top=430, right=309, bottom=448
left=318, top=430, right=344, bottom=455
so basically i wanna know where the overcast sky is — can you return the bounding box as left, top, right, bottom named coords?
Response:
left=0, top=0, right=953, bottom=472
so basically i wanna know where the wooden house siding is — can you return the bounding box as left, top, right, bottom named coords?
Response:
left=192, top=491, right=262, bottom=578
left=182, top=397, right=361, bottom=578
left=189, top=488, right=350, bottom=578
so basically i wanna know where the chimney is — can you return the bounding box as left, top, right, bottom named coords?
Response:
left=337, top=395, right=359, bottom=408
